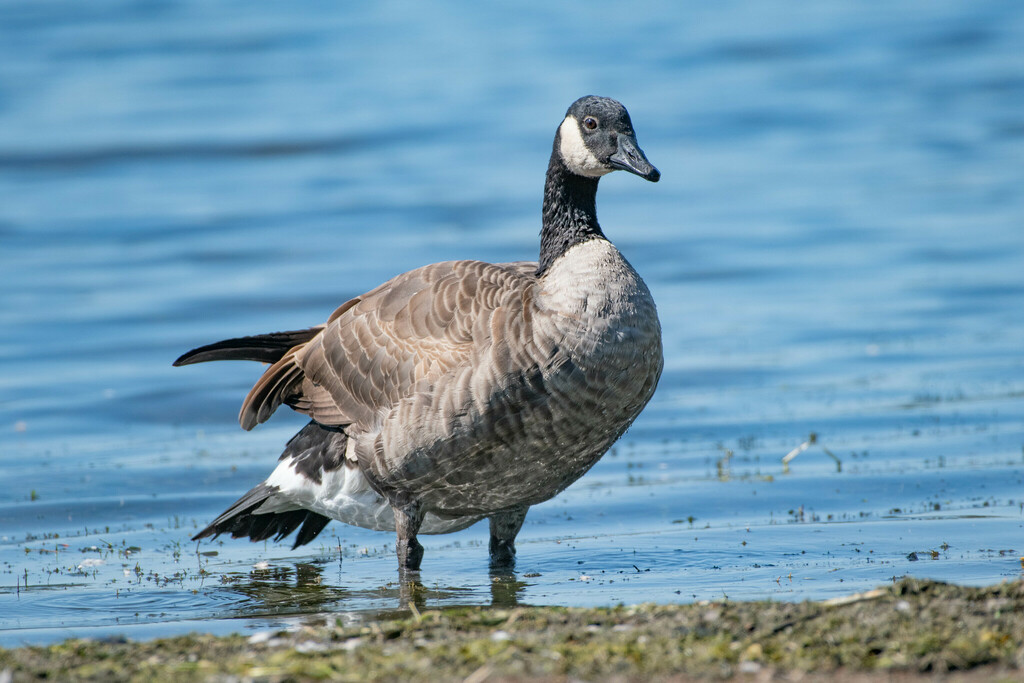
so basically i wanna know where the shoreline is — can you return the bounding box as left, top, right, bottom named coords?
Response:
left=2, top=577, right=1022, bottom=681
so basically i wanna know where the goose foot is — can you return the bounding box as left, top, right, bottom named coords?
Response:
left=489, top=507, right=528, bottom=567
left=397, top=537, right=424, bottom=571
left=394, top=502, right=425, bottom=571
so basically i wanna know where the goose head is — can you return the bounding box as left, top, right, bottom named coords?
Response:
left=557, top=96, right=660, bottom=182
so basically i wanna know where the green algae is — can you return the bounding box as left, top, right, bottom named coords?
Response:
left=2, top=578, right=1023, bottom=681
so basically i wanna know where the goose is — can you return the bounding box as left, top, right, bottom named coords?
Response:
left=175, top=95, right=663, bottom=571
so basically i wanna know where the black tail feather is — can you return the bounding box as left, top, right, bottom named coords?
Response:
left=243, top=508, right=281, bottom=541
left=295, top=513, right=332, bottom=547
left=174, top=328, right=320, bottom=367
left=193, top=483, right=331, bottom=550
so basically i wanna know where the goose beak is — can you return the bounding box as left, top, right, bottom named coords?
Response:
left=609, top=135, right=660, bottom=182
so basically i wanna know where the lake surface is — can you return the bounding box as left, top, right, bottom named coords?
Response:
left=2, top=0, right=1023, bottom=647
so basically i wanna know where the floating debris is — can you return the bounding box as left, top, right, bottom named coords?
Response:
left=782, top=432, right=842, bottom=473
left=76, top=559, right=105, bottom=570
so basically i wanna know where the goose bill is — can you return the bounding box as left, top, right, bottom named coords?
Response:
left=609, top=135, right=660, bottom=182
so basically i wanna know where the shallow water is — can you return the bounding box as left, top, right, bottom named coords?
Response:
left=2, top=0, right=1023, bottom=647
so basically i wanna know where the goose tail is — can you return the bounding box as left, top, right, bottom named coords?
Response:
left=192, top=482, right=331, bottom=550
left=192, top=421, right=347, bottom=549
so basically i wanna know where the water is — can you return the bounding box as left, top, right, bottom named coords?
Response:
left=2, top=0, right=1023, bottom=647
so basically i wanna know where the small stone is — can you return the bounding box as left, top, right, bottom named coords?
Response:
left=295, top=640, right=326, bottom=653
left=739, top=660, right=762, bottom=674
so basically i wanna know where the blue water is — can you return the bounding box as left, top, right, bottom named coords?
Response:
left=2, top=0, right=1023, bottom=646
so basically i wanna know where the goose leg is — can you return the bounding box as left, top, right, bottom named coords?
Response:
left=489, top=507, right=528, bottom=567
left=394, top=502, right=425, bottom=571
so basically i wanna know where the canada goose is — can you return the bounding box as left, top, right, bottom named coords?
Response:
left=176, top=96, right=663, bottom=571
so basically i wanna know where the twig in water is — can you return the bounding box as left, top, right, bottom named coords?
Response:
left=782, top=432, right=842, bottom=473
left=716, top=444, right=733, bottom=481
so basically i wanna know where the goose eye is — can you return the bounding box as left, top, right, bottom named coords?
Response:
left=582, top=116, right=598, bottom=131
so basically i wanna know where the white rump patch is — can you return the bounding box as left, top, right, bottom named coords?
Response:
left=558, top=116, right=611, bottom=178
left=257, top=449, right=481, bottom=535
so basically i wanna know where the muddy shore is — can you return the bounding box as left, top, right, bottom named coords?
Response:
left=2, top=578, right=1022, bottom=681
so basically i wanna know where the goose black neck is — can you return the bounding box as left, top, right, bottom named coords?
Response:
left=537, top=151, right=604, bottom=276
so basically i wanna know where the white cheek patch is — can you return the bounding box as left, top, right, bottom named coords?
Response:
left=559, top=116, right=611, bottom=177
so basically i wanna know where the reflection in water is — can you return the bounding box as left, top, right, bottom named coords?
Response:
left=396, top=565, right=527, bottom=612
left=488, top=566, right=528, bottom=609
left=218, top=561, right=528, bottom=621
left=227, top=562, right=352, bottom=616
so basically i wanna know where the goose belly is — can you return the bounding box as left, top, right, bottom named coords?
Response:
left=443, top=352, right=659, bottom=514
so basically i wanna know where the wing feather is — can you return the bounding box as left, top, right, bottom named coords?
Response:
left=237, top=261, right=537, bottom=431
left=240, top=351, right=304, bottom=430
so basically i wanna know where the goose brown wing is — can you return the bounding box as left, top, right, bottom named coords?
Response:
left=238, top=260, right=537, bottom=431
